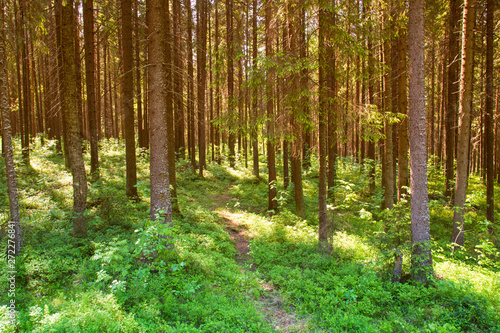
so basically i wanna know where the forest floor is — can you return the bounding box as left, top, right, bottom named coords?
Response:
left=215, top=196, right=310, bottom=332
left=0, top=139, right=499, bottom=332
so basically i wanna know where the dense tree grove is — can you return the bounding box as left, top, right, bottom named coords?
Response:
left=0, top=0, right=499, bottom=330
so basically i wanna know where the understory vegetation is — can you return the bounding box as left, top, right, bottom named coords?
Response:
left=1, top=139, right=499, bottom=332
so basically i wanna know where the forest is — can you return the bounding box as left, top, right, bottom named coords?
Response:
left=0, top=0, right=499, bottom=331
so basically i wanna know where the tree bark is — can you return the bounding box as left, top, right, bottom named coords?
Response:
left=83, top=0, right=99, bottom=178
left=121, top=0, right=138, bottom=198
left=147, top=0, right=172, bottom=224
left=484, top=0, right=494, bottom=226
left=226, top=0, right=236, bottom=168
left=409, top=0, right=433, bottom=283
left=397, top=33, right=408, bottom=200
left=444, top=0, right=462, bottom=198
left=185, top=0, right=195, bottom=170
left=251, top=0, right=259, bottom=177
left=1, top=0, right=23, bottom=254
left=196, top=0, right=208, bottom=177
left=452, top=0, right=475, bottom=246
left=318, top=2, right=330, bottom=252
left=173, top=0, right=185, bottom=158
left=265, top=0, right=277, bottom=212
left=60, top=0, right=88, bottom=238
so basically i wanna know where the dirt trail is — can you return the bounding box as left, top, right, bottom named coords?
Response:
left=213, top=194, right=310, bottom=332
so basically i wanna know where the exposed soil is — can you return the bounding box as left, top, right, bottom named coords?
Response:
left=214, top=194, right=311, bottom=332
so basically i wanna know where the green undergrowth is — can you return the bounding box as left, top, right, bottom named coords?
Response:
left=0, top=139, right=273, bottom=332
left=0, top=139, right=499, bottom=332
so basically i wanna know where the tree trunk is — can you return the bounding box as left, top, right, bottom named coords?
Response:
left=397, top=33, right=409, bottom=200
left=452, top=0, right=475, bottom=246
left=60, top=0, right=88, bottom=238
left=383, top=27, right=394, bottom=210
left=164, top=0, right=178, bottom=213
left=20, top=0, right=30, bottom=163
left=409, top=0, right=433, bottom=283
left=484, top=0, right=494, bottom=226
left=186, top=0, right=195, bottom=170
left=214, top=0, right=221, bottom=164
left=251, top=0, right=259, bottom=177
left=121, top=0, right=138, bottom=198
left=227, top=0, right=236, bottom=168
left=1, top=0, right=23, bottom=254
left=83, top=0, right=99, bottom=178
left=444, top=0, right=462, bottom=198
left=266, top=0, right=277, bottom=212
left=197, top=0, right=208, bottom=177
left=318, top=2, right=330, bottom=252
left=288, top=0, right=305, bottom=219
left=147, top=0, right=172, bottom=224
left=173, top=0, right=184, bottom=158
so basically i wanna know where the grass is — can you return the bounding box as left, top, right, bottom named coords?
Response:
left=0, top=138, right=499, bottom=332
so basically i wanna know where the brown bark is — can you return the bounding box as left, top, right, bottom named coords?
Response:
left=214, top=0, right=221, bottom=164
left=444, top=0, right=462, bottom=198
left=164, top=0, right=178, bottom=213
left=60, top=0, right=88, bottom=238
left=19, top=0, right=30, bottom=162
left=383, top=26, right=394, bottom=210
left=266, top=0, right=277, bottom=212
left=397, top=33, right=409, bottom=200
left=185, top=0, right=195, bottom=169
left=485, top=0, right=494, bottom=226
left=83, top=0, right=98, bottom=178
left=452, top=0, right=475, bottom=247
left=288, top=0, right=305, bottom=219
left=227, top=0, right=236, bottom=168
left=251, top=0, right=259, bottom=177
left=409, top=0, right=433, bottom=283
left=173, top=0, right=185, bottom=158
left=122, top=0, right=138, bottom=198
left=318, top=2, right=330, bottom=252
left=197, top=0, right=208, bottom=177
left=147, top=0, right=172, bottom=224
left=1, top=0, right=23, bottom=254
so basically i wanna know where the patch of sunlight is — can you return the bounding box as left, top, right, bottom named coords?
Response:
left=435, top=260, right=500, bottom=306
left=332, top=231, right=378, bottom=262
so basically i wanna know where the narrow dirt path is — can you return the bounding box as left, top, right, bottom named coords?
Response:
left=213, top=194, right=310, bottom=332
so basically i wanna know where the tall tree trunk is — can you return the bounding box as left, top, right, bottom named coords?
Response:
left=318, top=1, right=330, bottom=252
left=1, top=0, right=23, bottom=255
left=197, top=0, right=208, bottom=177
left=397, top=33, right=408, bottom=200
left=452, top=0, right=475, bottom=246
left=20, top=0, right=30, bottom=162
left=409, top=0, right=433, bottom=283
left=60, top=0, right=88, bottom=238
left=147, top=0, right=172, bottom=224
left=83, top=0, right=99, bottom=178
left=383, top=23, right=394, bottom=210
left=214, top=0, right=221, bottom=164
left=288, top=0, right=305, bottom=219
left=173, top=0, right=184, bottom=158
left=227, top=0, right=236, bottom=168
left=265, top=0, right=277, bottom=212
left=164, top=0, right=179, bottom=213
left=300, top=5, right=311, bottom=170
left=328, top=4, right=337, bottom=202
left=445, top=0, right=462, bottom=198
left=121, top=0, right=138, bottom=198
left=251, top=0, right=259, bottom=177
left=484, top=0, right=495, bottom=227
left=186, top=0, right=195, bottom=169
